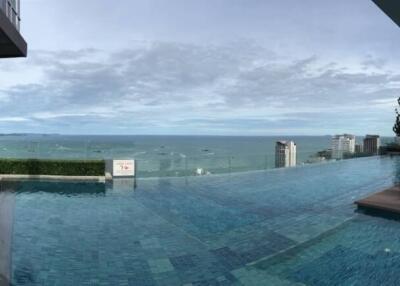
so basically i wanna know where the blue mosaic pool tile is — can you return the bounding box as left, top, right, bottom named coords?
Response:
left=288, top=244, right=400, bottom=286
left=141, top=238, right=162, bottom=249
left=147, top=258, right=175, bottom=274
left=239, top=244, right=277, bottom=264
left=169, top=254, right=199, bottom=270
left=211, top=247, right=244, bottom=269
left=128, top=274, right=155, bottom=286
left=152, top=271, right=182, bottom=286
left=8, top=157, right=400, bottom=285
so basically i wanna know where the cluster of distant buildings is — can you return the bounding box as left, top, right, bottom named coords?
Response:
left=275, top=134, right=381, bottom=168
left=331, top=134, right=380, bottom=159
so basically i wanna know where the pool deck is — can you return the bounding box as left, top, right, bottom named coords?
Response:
left=355, top=186, right=400, bottom=214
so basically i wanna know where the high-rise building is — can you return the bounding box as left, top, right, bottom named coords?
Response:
left=275, top=141, right=296, bottom=168
left=331, top=134, right=355, bottom=159
left=0, top=0, right=27, bottom=57
left=363, top=135, right=380, bottom=155
left=355, top=144, right=363, bottom=154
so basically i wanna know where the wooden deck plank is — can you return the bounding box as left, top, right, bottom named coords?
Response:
left=355, top=186, right=400, bottom=214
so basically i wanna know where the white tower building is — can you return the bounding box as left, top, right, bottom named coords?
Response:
left=331, top=134, right=356, bottom=159
left=275, top=141, right=297, bottom=168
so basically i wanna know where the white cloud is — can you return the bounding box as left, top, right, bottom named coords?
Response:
left=0, top=41, right=399, bottom=135
left=0, top=117, right=30, bottom=122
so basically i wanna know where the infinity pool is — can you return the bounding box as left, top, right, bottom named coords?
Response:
left=3, top=156, right=400, bottom=285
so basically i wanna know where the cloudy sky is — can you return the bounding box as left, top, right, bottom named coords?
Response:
left=1, top=0, right=400, bottom=135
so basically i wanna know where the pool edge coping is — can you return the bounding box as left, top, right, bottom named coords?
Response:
left=0, top=174, right=105, bottom=182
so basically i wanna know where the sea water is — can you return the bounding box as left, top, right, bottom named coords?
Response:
left=0, top=135, right=393, bottom=177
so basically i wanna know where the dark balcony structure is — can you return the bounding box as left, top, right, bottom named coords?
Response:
left=0, top=0, right=27, bottom=58
left=372, top=0, right=400, bottom=27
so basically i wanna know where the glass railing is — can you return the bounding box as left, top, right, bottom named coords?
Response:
left=133, top=152, right=382, bottom=178
left=0, top=139, right=386, bottom=178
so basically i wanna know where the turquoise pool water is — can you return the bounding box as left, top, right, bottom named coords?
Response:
left=4, top=156, right=400, bottom=285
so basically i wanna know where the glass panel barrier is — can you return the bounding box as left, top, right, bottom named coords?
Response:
left=0, top=137, right=392, bottom=177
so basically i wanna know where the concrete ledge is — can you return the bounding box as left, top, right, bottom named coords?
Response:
left=0, top=192, right=15, bottom=286
left=0, top=10, right=27, bottom=57
left=0, top=174, right=105, bottom=182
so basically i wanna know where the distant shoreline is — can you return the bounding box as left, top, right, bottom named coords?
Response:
left=0, top=133, right=60, bottom=136
left=0, top=134, right=394, bottom=138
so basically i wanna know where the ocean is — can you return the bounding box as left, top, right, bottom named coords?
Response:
left=0, top=135, right=393, bottom=177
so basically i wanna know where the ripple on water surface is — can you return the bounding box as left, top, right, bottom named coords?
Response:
left=7, top=156, right=400, bottom=285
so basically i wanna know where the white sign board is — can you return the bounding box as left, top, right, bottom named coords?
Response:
left=112, top=160, right=135, bottom=177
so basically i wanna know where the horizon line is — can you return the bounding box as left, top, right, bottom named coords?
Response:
left=0, top=133, right=395, bottom=138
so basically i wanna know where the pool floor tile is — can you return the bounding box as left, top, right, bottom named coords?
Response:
left=147, top=258, right=175, bottom=274
left=8, top=157, right=400, bottom=285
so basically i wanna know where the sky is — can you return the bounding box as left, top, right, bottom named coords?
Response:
left=1, top=0, right=400, bottom=135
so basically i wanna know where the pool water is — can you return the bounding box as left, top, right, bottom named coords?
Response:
left=4, top=156, right=400, bottom=285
